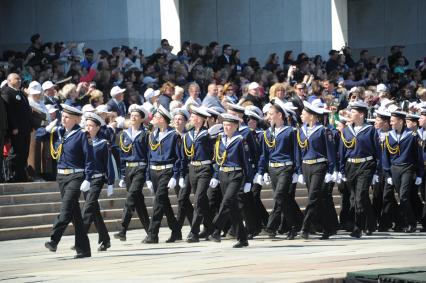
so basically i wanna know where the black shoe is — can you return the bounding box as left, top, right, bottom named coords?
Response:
left=285, top=229, right=298, bottom=240
left=301, top=231, right=309, bottom=239
left=98, top=242, right=111, bottom=252
left=74, top=252, right=91, bottom=259
left=233, top=241, right=249, bottom=248
left=142, top=236, right=159, bottom=244
left=393, top=226, right=404, bottom=232
left=320, top=232, right=330, bottom=240
left=350, top=230, right=362, bottom=238
left=45, top=241, right=58, bottom=252
left=186, top=233, right=200, bottom=243
left=208, top=231, right=221, bottom=242
left=114, top=231, right=126, bottom=241
left=404, top=225, right=417, bottom=233
left=199, top=229, right=207, bottom=239
left=70, top=245, right=76, bottom=251
left=264, top=228, right=276, bottom=238
left=378, top=226, right=390, bottom=232
left=166, top=231, right=182, bottom=243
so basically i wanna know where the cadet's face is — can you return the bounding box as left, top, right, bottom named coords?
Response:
left=301, top=109, right=312, bottom=124
left=130, top=112, right=142, bottom=125
left=390, top=116, right=404, bottom=130
left=173, top=114, right=186, bottom=129
left=374, top=117, right=385, bottom=129
left=268, top=108, right=283, bottom=126
left=190, top=114, right=204, bottom=128
left=419, top=115, right=426, bottom=127
left=61, top=112, right=78, bottom=129
left=223, top=121, right=238, bottom=137
left=85, top=120, right=100, bottom=136
left=247, top=118, right=257, bottom=130
left=405, top=120, right=417, bottom=130
left=350, top=109, right=362, bottom=123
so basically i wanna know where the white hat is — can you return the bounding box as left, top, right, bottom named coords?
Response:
left=220, top=113, right=243, bottom=123
left=129, top=104, right=149, bottom=119
left=311, top=99, right=331, bottom=113
left=191, top=106, right=211, bottom=119
left=208, top=124, right=223, bottom=136
left=262, top=103, right=272, bottom=114
left=248, top=82, right=260, bottom=90
left=144, top=88, right=155, bottom=101
left=95, top=104, right=111, bottom=114
left=84, top=112, right=106, bottom=126
left=374, top=109, right=391, bottom=118
left=81, top=104, right=95, bottom=113
left=348, top=100, right=369, bottom=111
left=406, top=113, right=420, bottom=120
left=28, top=81, right=42, bottom=95
left=349, top=87, right=361, bottom=94
left=154, top=90, right=161, bottom=97
left=45, top=104, right=58, bottom=114
left=245, top=110, right=262, bottom=121
left=172, top=108, right=190, bottom=120
left=376, top=83, right=388, bottom=93
left=42, top=81, right=56, bottom=91
left=110, top=86, right=126, bottom=97
left=246, top=105, right=263, bottom=119
left=303, top=100, right=324, bottom=115
left=61, top=103, right=83, bottom=116
left=228, top=103, right=246, bottom=114
left=157, top=105, right=172, bottom=121
left=272, top=98, right=288, bottom=116
left=205, top=107, right=222, bottom=118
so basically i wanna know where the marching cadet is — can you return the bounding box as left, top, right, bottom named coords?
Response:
left=38, top=104, right=94, bottom=258
left=208, top=113, right=251, bottom=248
left=256, top=99, right=303, bottom=239
left=172, top=108, right=194, bottom=233
left=382, top=110, right=424, bottom=233
left=297, top=101, right=335, bottom=240
left=418, top=109, right=426, bottom=232
left=82, top=112, right=114, bottom=251
left=143, top=105, right=185, bottom=243
left=339, top=101, right=380, bottom=238
left=184, top=106, right=215, bottom=242
left=114, top=104, right=151, bottom=241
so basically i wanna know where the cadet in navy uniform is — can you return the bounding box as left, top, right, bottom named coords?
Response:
left=296, top=101, right=335, bottom=240
left=82, top=112, right=114, bottom=251
left=339, top=101, right=380, bottom=238
left=208, top=113, right=251, bottom=248
left=38, top=104, right=95, bottom=258
left=256, top=99, right=303, bottom=239
left=143, top=105, right=184, bottom=243
left=382, top=110, right=424, bottom=233
left=114, top=104, right=151, bottom=241
left=184, top=106, right=215, bottom=242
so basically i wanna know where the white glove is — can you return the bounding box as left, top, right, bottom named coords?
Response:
left=415, top=177, right=422, bottom=185
left=146, top=181, right=154, bottom=194
left=107, top=185, right=114, bottom=196
left=178, top=177, right=186, bottom=188
left=209, top=178, right=219, bottom=188
left=292, top=173, right=298, bottom=184
left=263, top=173, right=271, bottom=185
left=324, top=173, right=332, bottom=183
left=372, top=174, right=379, bottom=185
left=243, top=183, right=251, bottom=193
left=332, top=171, right=338, bottom=183
left=386, top=177, right=393, bottom=185
left=115, top=116, right=125, bottom=128
left=118, top=179, right=126, bottom=188
left=167, top=178, right=177, bottom=189
left=297, top=174, right=305, bottom=184
left=337, top=172, right=347, bottom=184
left=80, top=180, right=90, bottom=192
left=253, top=173, right=264, bottom=185
left=45, top=119, right=58, bottom=133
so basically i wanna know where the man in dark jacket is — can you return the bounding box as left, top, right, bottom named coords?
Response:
left=1, top=73, right=32, bottom=182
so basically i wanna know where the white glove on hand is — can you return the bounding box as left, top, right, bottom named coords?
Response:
left=337, top=172, right=347, bottom=184
left=253, top=173, right=264, bottom=185
left=263, top=173, right=271, bottom=185
left=292, top=173, right=298, bottom=184
left=115, top=116, right=125, bottom=129
left=324, top=173, right=332, bottom=183
left=415, top=177, right=422, bottom=185
left=209, top=178, right=219, bottom=188
left=80, top=180, right=90, bottom=192
left=297, top=174, right=305, bottom=185
left=372, top=174, right=379, bottom=185
left=386, top=177, right=393, bottom=185
left=167, top=178, right=177, bottom=189
left=107, top=185, right=114, bottom=197
left=146, top=181, right=154, bottom=194
left=118, top=179, right=126, bottom=188
left=332, top=171, right=338, bottom=183
left=179, top=177, right=186, bottom=188
left=45, top=119, right=58, bottom=133
left=243, top=183, right=251, bottom=193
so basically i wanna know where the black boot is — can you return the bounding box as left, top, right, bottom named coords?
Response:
left=186, top=232, right=200, bottom=243
left=166, top=230, right=182, bottom=243
left=45, top=241, right=58, bottom=252
left=113, top=231, right=126, bottom=241
left=208, top=230, right=221, bottom=242
left=142, top=235, right=159, bottom=244
left=233, top=240, right=249, bottom=248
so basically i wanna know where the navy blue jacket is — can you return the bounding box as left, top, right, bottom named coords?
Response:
left=119, top=126, right=149, bottom=178
left=182, top=127, right=215, bottom=163
left=92, top=137, right=115, bottom=185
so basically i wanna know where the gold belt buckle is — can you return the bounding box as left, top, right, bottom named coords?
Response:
left=305, top=160, right=314, bottom=165
left=64, top=169, right=72, bottom=174
left=222, top=167, right=230, bottom=172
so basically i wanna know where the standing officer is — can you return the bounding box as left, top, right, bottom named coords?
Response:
left=114, top=104, right=151, bottom=241
left=339, top=101, right=381, bottom=238
left=1, top=73, right=32, bottom=182
left=208, top=113, right=251, bottom=248
left=382, top=110, right=424, bottom=233
left=143, top=105, right=184, bottom=244
left=37, top=104, right=95, bottom=258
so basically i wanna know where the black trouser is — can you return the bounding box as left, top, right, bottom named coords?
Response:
left=213, top=171, right=247, bottom=242
left=10, top=130, right=30, bottom=182
left=51, top=172, right=90, bottom=253
left=346, top=160, right=376, bottom=232
left=252, top=183, right=269, bottom=227
left=338, top=181, right=354, bottom=230
left=120, top=166, right=150, bottom=234
left=82, top=176, right=110, bottom=245
left=189, top=164, right=213, bottom=235
left=174, top=174, right=193, bottom=229
left=411, top=184, right=424, bottom=222
left=372, top=172, right=384, bottom=226
left=207, top=184, right=223, bottom=219
left=147, top=168, right=179, bottom=237
left=381, top=181, right=400, bottom=229
left=391, top=164, right=417, bottom=226
left=237, top=189, right=261, bottom=234
left=301, top=162, right=332, bottom=233
left=322, top=181, right=339, bottom=233
left=0, top=131, right=4, bottom=182
left=267, top=166, right=303, bottom=231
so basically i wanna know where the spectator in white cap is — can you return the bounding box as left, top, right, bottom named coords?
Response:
left=241, top=81, right=262, bottom=109
left=42, top=81, right=59, bottom=108
left=107, top=85, right=127, bottom=117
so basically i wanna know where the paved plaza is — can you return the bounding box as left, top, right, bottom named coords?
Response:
left=0, top=227, right=425, bottom=282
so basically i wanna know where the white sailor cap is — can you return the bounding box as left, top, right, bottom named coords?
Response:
left=172, top=107, right=190, bottom=120
left=84, top=112, right=106, bottom=126
left=271, top=98, right=288, bottom=116
left=348, top=100, right=369, bottom=111
left=245, top=110, right=262, bottom=121
left=374, top=109, right=391, bottom=119
left=45, top=104, right=58, bottom=114
left=208, top=124, right=223, bottom=136
left=129, top=104, right=149, bottom=119
left=246, top=105, right=263, bottom=119
left=311, top=99, right=331, bottom=113
left=262, top=103, right=272, bottom=114
left=81, top=104, right=95, bottom=113
left=391, top=110, right=407, bottom=119
left=61, top=104, right=83, bottom=116
left=420, top=107, right=426, bottom=116
left=191, top=106, right=211, bottom=119
left=376, top=83, right=388, bottom=93
left=157, top=104, right=172, bottom=121
left=406, top=113, right=420, bottom=121
left=338, top=115, right=348, bottom=123
left=227, top=103, right=246, bottom=114
left=220, top=113, right=243, bottom=124
left=205, top=107, right=222, bottom=118
left=303, top=100, right=324, bottom=115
